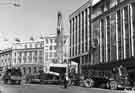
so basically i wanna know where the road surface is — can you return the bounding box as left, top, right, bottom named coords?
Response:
left=0, top=84, right=133, bottom=93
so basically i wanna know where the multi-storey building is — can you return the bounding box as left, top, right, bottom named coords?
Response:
left=69, top=0, right=92, bottom=74
left=44, top=34, right=57, bottom=72
left=0, top=40, right=44, bottom=75
left=0, top=48, right=12, bottom=68
left=63, top=35, right=70, bottom=63
left=69, top=0, right=135, bottom=76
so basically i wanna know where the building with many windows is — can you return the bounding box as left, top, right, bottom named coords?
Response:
left=0, top=40, right=44, bottom=76
left=69, top=0, right=135, bottom=76
left=44, top=34, right=57, bottom=72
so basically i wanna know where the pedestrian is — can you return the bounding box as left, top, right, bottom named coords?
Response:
left=64, top=73, right=68, bottom=88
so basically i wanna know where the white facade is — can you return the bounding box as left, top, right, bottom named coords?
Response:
left=44, top=34, right=57, bottom=72
left=63, top=35, right=70, bottom=63
left=0, top=40, right=44, bottom=75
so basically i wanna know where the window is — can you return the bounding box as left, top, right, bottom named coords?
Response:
left=23, top=56, right=26, bottom=63
left=93, top=20, right=100, bottom=64
left=54, top=46, right=56, bottom=50
left=124, top=6, right=130, bottom=58
left=25, top=44, right=27, bottom=48
left=40, top=43, right=43, bottom=47
left=50, top=52, right=52, bottom=57
left=34, top=57, right=37, bottom=63
left=101, top=19, right=104, bottom=63
left=39, top=67, right=42, bottom=71
left=24, top=52, right=27, bottom=56
left=30, top=43, right=32, bottom=48
left=34, top=67, right=37, bottom=73
left=50, top=46, right=52, bottom=50
left=85, top=9, right=88, bottom=52
left=29, top=52, right=32, bottom=62
left=46, top=39, right=48, bottom=44
left=110, top=13, right=116, bottom=61
left=39, top=51, right=43, bottom=55
left=50, top=39, right=53, bottom=43
left=28, top=67, right=31, bottom=73
left=117, top=10, right=123, bottom=60
left=23, top=67, right=26, bottom=74
left=39, top=56, right=43, bottom=62
left=18, top=57, right=21, bottom=63
left=35, top=51, right=37, bottom=56
left=107, top=16, right=111, bottom=62
left=14, top=59, right=16, bottom=64
left=19, top=52, right=22, bottom=57
left=35, top=43, right=38, bottom=48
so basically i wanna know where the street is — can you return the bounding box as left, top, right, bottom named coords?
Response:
left=0, top=84, right=133, bottom=93
left=0, top=84, right=91, bottom=93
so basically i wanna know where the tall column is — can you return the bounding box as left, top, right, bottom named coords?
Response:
left=99, top=20, right=102, bottom=63
left=76, top=16, right=78, bottom=56
left=69, top=20, right=71, bottom=57
left=77, top=15, right=79, bottom=56
left=130, top=4, right=134, bottom=56
left=80, top=13, right=82, bottom=54
left=72, top=19, right=74, bottom=57
left=79, top=14, right=81, bottom=55
left=84, top=10, right=86, bottom=53
left=74, top=18, right=76, bottom=57
left=74, top=16, right=76, bottom=56
left=86, top=8, right=88, bottom=52
left=87, top=7, right=90, bottom=63
left=71, top=19, right=73, bottom=57
left=73, top=18, right=74, bottom=57
left=128, top=5, right=132, bottom=58
left=105, top=18, right=108, bottom=62
left=122, top=9, right=126, bottom=59
left=79, top=56, right=82, bottom=75
left=116, top=12, right=119, bottom=60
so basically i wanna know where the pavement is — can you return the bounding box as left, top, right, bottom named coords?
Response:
left=0, top=84, right=134, bottom=93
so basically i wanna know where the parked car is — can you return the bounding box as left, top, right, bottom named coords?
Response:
left=25, top=71, right=61, bottom=85
left=2, top=67, right=22, bottom=85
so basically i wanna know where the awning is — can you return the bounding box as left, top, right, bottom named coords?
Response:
left=82, top=57, right=135, bottom=70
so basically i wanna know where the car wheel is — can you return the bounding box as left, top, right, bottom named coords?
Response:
left=109, top=80, right=118, bottom=90
left=7, top=80, right=11, bottom=84
left=4, top=79, right=8, bottom=84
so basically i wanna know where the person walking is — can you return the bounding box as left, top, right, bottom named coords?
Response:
left=64, top=73, right=68, bottom=88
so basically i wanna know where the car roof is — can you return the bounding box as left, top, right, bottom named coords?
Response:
left=46, top=71, right=60, bottom=76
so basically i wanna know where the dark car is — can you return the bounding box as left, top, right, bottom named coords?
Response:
left=2, top=68, right=22, bottom=85
left=26, top=72, right=60, bottom=85
left=40, top=72, right=60, bottom=84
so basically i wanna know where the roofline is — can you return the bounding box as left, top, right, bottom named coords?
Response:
left=69, top=0, right=90, bottom=19
left=69, top=0, right=102, bottom=19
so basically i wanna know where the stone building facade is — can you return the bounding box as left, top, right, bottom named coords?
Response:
left=0, top=40, right=44, bottom=75
left=69, top=0, right=135, bottom=75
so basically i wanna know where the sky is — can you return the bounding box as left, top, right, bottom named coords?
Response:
left=0, top=0, right=99, bottom=49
